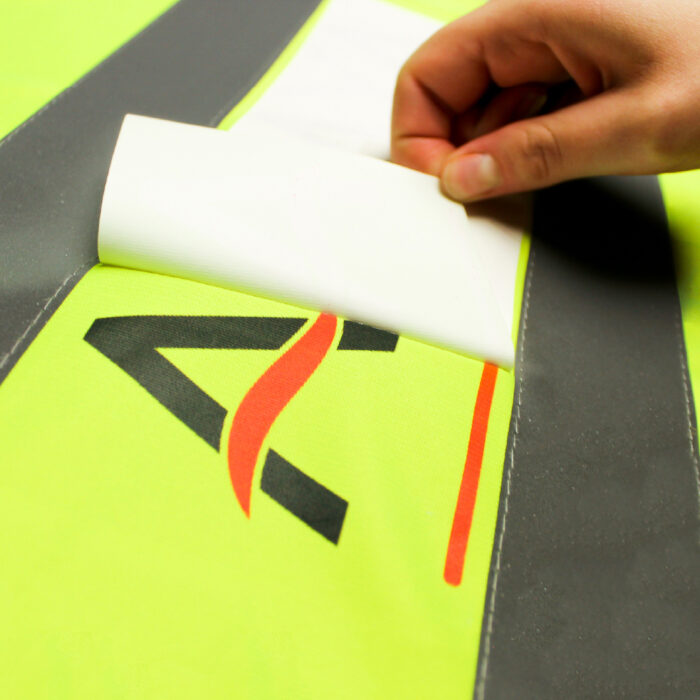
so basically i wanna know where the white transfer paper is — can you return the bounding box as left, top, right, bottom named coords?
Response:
left=98, top=0, right=525, bottom=368
left=232, top=0, right=442, bottom=159
left=99, top=115, right=515, bottom=367
left=229, top=0, right=524, bottom=343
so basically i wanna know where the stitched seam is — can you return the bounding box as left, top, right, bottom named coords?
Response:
left=0, top=2, right=184, bottom=372
left=674, top=307, right=700, bottom=530
left=209, top=91, right=249, bottom=128
left=0, top=261, right=94, bottom=371
left=0, top=0, right=184, bottom=153
left=475, top=248, right=536, bottom=700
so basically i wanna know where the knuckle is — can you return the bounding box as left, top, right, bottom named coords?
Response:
left=513, top=122, right=563, bottom=183
left=644, top=89, right=694, bottom=167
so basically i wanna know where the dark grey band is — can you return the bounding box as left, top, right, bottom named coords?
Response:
left=477, top=177, right=700, bottom=699
left=0, top=0, right=321, bottom=384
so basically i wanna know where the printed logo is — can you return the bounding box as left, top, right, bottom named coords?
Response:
left=85, top=313, right=498, bottom=586
left=85, top=314, right=397, bottom=545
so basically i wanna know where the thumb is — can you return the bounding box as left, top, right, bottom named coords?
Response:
left=440, top=89, right=655, bottom=202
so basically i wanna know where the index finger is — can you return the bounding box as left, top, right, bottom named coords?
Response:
left=391, top=1, right=569, bottom=175
left=391, top=17, right=490, bottom=175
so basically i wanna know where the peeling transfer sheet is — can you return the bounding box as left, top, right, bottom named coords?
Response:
left=231, top=0, right=442, bottom=159
left=98, top=0, right=524, bottom=367
left=99, top=115, right=515, bottom=367
left=229, top=0, right=524, bottom=337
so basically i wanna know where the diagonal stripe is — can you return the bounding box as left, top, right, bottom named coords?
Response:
left=444, top=362, right=498, bottom=586
left=260, top=449, right=348, bottom=545
left=84, top=316, right=305, bottom=449
left=337, top=320, right=399, bottom=351
left=0, top=0, right=323, bottom=385
left=476, top=176, right=700, bottom=699
left=227, top=313, right=337, bottom=516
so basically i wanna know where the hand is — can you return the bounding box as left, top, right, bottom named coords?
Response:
left=391, top=0, right=700, bottom=202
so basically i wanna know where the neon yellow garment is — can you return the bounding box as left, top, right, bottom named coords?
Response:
left=0, top=0, right=176, bottom=138
left=0, top=2, right=517, bottom=697
left=0, top=265, right=513, bottom=698
left=1, top=1, right=699, bottom=698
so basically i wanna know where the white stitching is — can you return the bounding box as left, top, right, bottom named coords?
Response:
left=0, top=0, right=184, bottom=154
left=475, top=247, right=536, bottom=700
left=674, top=307, right=700, bottom=529
left=0, top=261, right=93, bottom=371
left=0, top=2, right=184, bottom=371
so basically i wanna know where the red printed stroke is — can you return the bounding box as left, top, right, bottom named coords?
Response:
left=444, top=362, right=499, bottom=586
left=227, top=313, right=337, bottom=516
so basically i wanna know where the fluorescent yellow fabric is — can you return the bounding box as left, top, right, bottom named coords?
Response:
left=1, top=1, right=516, bottom=696
left=384, top=0, right=486, bottom=22
left=0, top=0, right=177, bottom=139
left=4, top=0, right=696, bottom=696
left=0, top=266, right=513, bottom=698
left=13, top=2, right=700, bottom=699
left=661, top=170, right=700, bottom=409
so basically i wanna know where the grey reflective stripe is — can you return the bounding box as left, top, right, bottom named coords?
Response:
left=0, top=0, right=321, bottom=384
left=477, top=176, right=700, bottom=699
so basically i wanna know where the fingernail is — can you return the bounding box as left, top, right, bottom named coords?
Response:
left=442, top=154, right=501, bottom=201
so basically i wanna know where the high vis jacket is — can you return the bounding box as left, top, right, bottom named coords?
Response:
left=1, top=1, right=699, bottom=698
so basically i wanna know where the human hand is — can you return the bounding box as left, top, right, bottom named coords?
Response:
left=391, top=0, right=700, bottom=202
